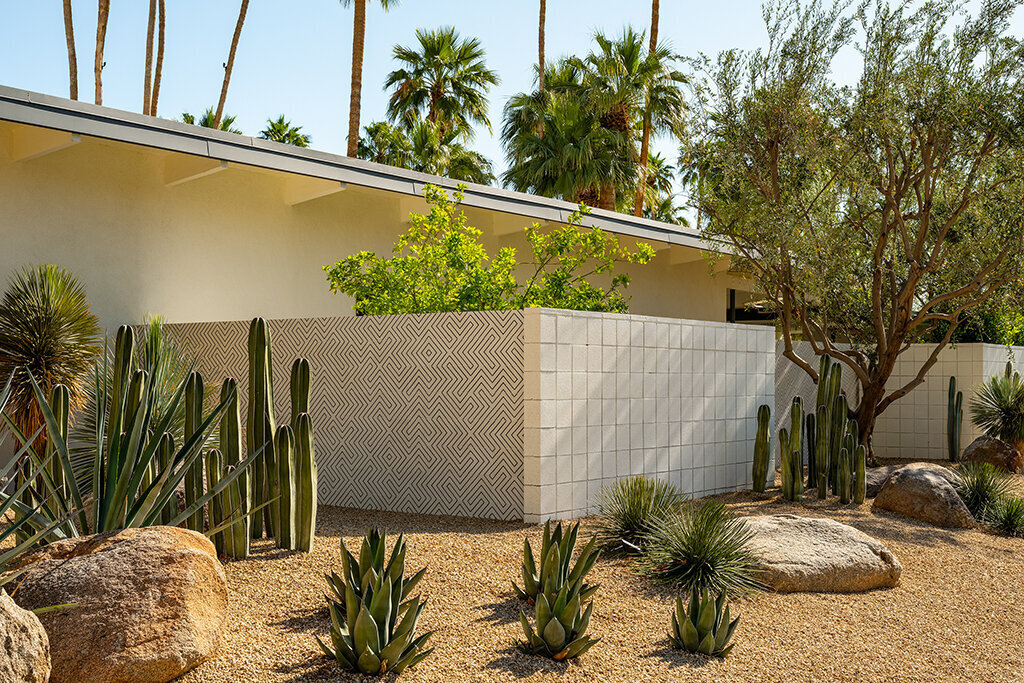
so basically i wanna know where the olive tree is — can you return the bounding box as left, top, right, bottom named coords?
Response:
left=684, top=0, right=1024, bottom=455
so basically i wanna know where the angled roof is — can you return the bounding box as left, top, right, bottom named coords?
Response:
left=0, top=84, right=718, bottom=252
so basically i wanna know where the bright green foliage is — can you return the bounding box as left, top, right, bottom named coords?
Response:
left=595, top=476, right=683, bottom=552
left=0, top=327, right=258, bottom=539
left=512, top=520, right=599, bottom=604
left=752, top=405, right=771, bottom=493
left=318, top=529, right=433, bottom=675
left=953, top=463, right=1012, bottom=523
left=991, top=495, right=1024, bottom=537
left=358, top=120, right=495, bottom=185
left=970, top=370, right=1024, bottom=449
left=324, top=184, right=653, bottom=315
left=669, top=588, right=740, bottom=658
left=181, top=107, right=242, bottom=133
left=948, top=377, right=964, bottom=462
left=518, top=576, right=599, bottom=660
left=641, top=500, right=763, bottom=595
left=685, top=0, right=1024, bottom=454
left=259, top=115, right=310, bottom=147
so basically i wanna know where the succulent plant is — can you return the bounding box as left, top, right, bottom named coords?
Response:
left=183, top=371, right=206, bottom=533
left=219, top=377, right=250, bottom=558
left=948, top=376, right=963, bottom=462
left=853, top=443, right=867, bottom=504
left=293, top=412, right=318, bottom=552
left=518, top=577, right=599, bottom=660
left=752, top=405, right=771, bottom=493
left=668, top=588, right=740, bottom=658
left=247, top=317, right=277, bottom=540
left=595, top=476, right=682, bottom=552
left=290, top=358, right=310, bottom=425
left=512, top=520, right=599, bottom=604
left=318, top=528, right=432, bottom=675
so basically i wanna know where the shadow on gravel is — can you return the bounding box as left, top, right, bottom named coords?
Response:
left=476, top=591, right=524, bottom=626
left=271, top=604, right=329, bottom=634
left=648, top=640, right=722, bottom=670
left=485, top=644, right=574, bottom=679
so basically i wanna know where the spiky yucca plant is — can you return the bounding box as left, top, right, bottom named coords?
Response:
left=317, top=528, right=433, bottom=675
left=970, top=371, right=1024, bottom=450
left=512, top=520, right=599, bottom=604
left=518, top=574, right=599, bottom=660
left=641, top=501, right=763, bottom=595
left=991, top=495, right=1024, bottom=537
left=669, top=588, right=740, bottom=658
left=953, top=463, right=1012, bottom=522
left=595, top=476, right=683, bottom=552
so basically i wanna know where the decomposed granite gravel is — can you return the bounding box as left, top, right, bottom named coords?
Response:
left=179, top=478, right=1024, bottom=683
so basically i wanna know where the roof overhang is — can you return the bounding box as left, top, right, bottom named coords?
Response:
left=0, top=84, right=725, bottom=253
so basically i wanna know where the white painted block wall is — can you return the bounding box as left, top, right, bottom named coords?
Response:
left=523, top=308, right=775, bottom=522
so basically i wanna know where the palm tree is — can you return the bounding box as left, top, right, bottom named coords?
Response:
left=94, top=0, right=110, bottom=104
left=62, top=0, right=78, bottom=100
left=385, top=27, right=501, bottom=141
left=150, top=0, right=166, bottom=115
left=357, top=121, right=415, bottom=167
left=143, top=0, right=157, bottom=114
left=341, top=0, right=400, bottom=157
left=0, top=265, right=102, bottom=450
left=213, top=0, right=250, bottom=130
left=564, top=29, right=685, bottom=211
left=182, top=108, right=243, bottom=134
left=259, top=116, right=311, bottom=147
left=357, top=120, right=494, bottom=185
left=634, top=0, right=660, bottom=216
left=538, top=0, right=546, bottom=94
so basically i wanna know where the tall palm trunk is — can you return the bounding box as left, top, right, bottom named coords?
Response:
left=347, top=0, right=366, bottom=156
left=94, top=0, right=109, bottom=104
left=633, top=0, right=660, bottom=217
left=537, top=0, right=546, bottom=138
left=143, top=0, right=156, bottom=114
left=62, top=0, right=78, bottom=100
left=598, top=183, right=616, bottom=211
left=151, top=0, right=166, bottom=115
left=214, top=0, right=250, bottom=130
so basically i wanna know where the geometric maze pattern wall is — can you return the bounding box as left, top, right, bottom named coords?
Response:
left=165, top=311, right=525, bottom=520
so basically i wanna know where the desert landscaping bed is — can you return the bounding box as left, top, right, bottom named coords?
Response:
left=181, top=483, right=1024, bottom=683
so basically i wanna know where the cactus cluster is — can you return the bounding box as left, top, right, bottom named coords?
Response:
left=668, top=588, right=740, bottom=658
left=317, top=528, right=433, bottom=675
left=512, top=520, right=599, bottom=604
left=752, top=405, right=771, bottom=493
left=808, top=356, right=866, bottom=504
left=948, top=376, right=963, bottom=462
left=779, top=398, right=804, bottom=502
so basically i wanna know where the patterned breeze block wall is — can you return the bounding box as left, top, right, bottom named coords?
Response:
left=165, top=312, right=525, bottom=520
left=524, top=309, right=776, bottom=522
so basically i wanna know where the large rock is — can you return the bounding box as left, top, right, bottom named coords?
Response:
left=872, top=463, right=973, bottom=528
left=865, top=466, right=899, bottom=498
left=745, top=515, right=901, bottom=593
left=960, top=436, right=1024, bottom=474
left=0, top=588, right=50, bottom=683
left=13, top=526, right=227, bottom=683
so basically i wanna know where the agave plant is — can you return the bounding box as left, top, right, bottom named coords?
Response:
left=595, top=476, right=683, bottom=552
left=317, top=528, right=433, bottom=675
left=512, top=520, right=599, bottom=604
left=518, top=577, right=599, bottom=660
left=641, top=500, right=764, bottom=595
left=669, top=588, right=740, bottom=658
left=0, top=325, right=259, bottom=539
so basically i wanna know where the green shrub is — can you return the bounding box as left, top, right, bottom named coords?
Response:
left=953, top=463, right=1012, bottom=522
left=324, top=184, right=654, bottom=315
left=595, top=476, right=683, bottom=552
left=669, top=588, right=740, bottom=658
left=991, top=495, right=1024, bottom=537
left=969, top=371, right=1024, bottom=449
left=641, top=500, right=764, bottom=595
left=512, top=520, right=599, bottom=604
left=317, top=528, right=433, bottom=675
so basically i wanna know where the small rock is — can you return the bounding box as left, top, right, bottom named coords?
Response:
left=745, top=514, right=902, bottom=593
left=872, top=463, right=973, bottom=528
left=13, top=526, right=227, bottom=683
left=959, top=436, right=1024, bottom=474
left=0, top=588, right=50, bottom=683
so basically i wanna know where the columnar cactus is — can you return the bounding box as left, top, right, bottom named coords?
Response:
left=183, top=371, right=205, bottom=533
left=948, top=376, right=963, bottom=462
left=829, top=395, right=848, bottom=494
left=853, top=444, right=867, bottom=504
left=45, top=384, right=70, bottom=496
left=815, top=405, right=829, bottom=499
left=157, top=432, right=175, bottom=525
left=752, top=405, right=771, bottom=493
left=247, top=318, right=277, bottom=539
left=294, top=413, right=318, bottom=552
left=220, top=377, right=250, bottom=558
left=805, top=411, right=817, bottom=489
left=206, top=448, right=225, bottom=554
left=788, top=398, right=804, bottom=501
left=290, top=358, right=310, bottom=425
left=779, top=427, right=792, bottom=501
left=274, top=425, right=296, bottom=550
left=838, top=443, right=852, bottom=505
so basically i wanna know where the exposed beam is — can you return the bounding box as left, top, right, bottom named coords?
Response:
left=164, top=156, right=228, bottom=187
left=284, top=177, right=347, bottom=206
left=9, top=127, right=80, bottom=161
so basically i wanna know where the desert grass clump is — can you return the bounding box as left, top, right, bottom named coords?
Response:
left=953, top=463, right=1012, bottom=522
left=990, top=495, right=1024, bottom=537
left=641, top=500, right=764, bottom=595
left=595, top=476, right=683, bottom=553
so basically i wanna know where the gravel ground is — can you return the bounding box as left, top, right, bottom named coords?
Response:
left=181, top=475, right=1024, bottom=683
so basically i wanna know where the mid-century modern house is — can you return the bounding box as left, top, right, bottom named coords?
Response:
left=0, top=85, right=771, bottom=522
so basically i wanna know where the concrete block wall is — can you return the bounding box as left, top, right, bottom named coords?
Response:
left=524, top=309, right=775, bottom=522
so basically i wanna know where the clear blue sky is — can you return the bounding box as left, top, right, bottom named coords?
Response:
left=1, top=1, right=1018, bottom=180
